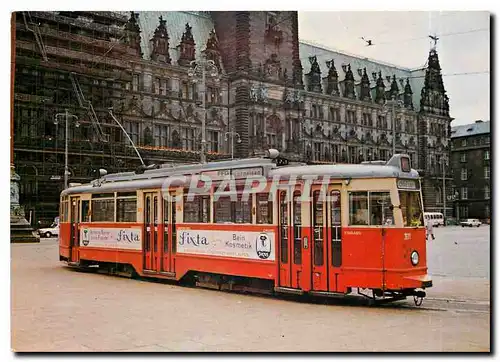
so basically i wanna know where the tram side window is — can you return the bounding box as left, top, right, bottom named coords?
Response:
left=59, top=200, right=64, bottom=222
left=91, top=194, right=115, bottom=222
left=117, top=196, right=137, bottom=222
left=214, top=196, right=232, bottom=223
left=63, top=200, right=69, bottom=222
left=81, top=200, right=90, bottom=222
left=349, top=192, right=368, bottom=225
left=256, top=193, right=273, bottom=224
left=234, top=195, right=252, bottom=224
left=214, top=194, right=252, bottom=224
left=349, top=191, right=394, bottom=226
left=400, top=191, right=423, bottom=227
left=369, top=192, right=393, bottom=226
left=183, top=195, right=210, bottom=223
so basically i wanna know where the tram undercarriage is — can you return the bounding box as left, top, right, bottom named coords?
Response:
left=64, top=259, right=428, bottom=306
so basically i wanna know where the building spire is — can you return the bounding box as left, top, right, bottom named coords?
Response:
left=420, top=47, right=449, bottom=116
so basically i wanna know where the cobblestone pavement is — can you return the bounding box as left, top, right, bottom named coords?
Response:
left=11, top=227, right=490, bottom=352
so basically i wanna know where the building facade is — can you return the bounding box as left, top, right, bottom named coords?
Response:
left=450, top=120, right=491, bottom=221
left=13, top=11, right=453, bottom=225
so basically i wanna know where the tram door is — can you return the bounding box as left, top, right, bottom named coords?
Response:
left=143, top=192, right=159, bottom=272
left=161, top=192, right=176, bottom=274
left=69, top=196, right=80, bottom=263
left=310, top=188, right=327, bottom=291
left=278, top=188, right=304, bottom=289
left=327, top=188, right=343, bottom=292
left=310, top=187, right=343, bottom=292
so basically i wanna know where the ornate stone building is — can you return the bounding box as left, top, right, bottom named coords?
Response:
left=450, top=121, right=490, bottom=221
left=13, top=11, right=453, bottom=225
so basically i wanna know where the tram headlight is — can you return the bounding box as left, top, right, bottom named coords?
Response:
left=410, top=251, right=419, bottom=266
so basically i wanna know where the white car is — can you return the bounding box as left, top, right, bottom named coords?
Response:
left=38, top=224, right=59, bottom=238
left=460, top=219, right=482, bottom=227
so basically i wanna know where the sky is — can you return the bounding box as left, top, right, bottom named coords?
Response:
left=298, top=11, right=490, bottom=126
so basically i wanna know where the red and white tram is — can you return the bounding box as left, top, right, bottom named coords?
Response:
left=58, top=151, right=431, bottom=304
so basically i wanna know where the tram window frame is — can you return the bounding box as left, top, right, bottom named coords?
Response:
left=91, top=193, right=115, bottom=222
left=400, top=191, right=424, bottom=227
left=183, top=194, right=211, bottom=223
left=214, top=196, right=232, bottom=223
left=349, top=192, right=368, bottom=225
left=234, top=194, right=252, bottom=224
left=213, top=190, right=253, bottom=224
left=369, top=192, right=394, bottom=226
left=116, top=194, right=137, bottom=223
left=312, top=190, right=324, bottom=266
left=293, top=191, right=302, bottom=265
left=348, top=191, right=394, bottom=226
left=256, top=193, right=273, bottom=224
left=81, top=200, right=90, bottom=222
left=330, top=190, right=342, bottom=267
left=59, top=199, right=64, bottom=222
left=279, top=190, right=288, bottom=264
left=63, top=199, right=69, bottom=222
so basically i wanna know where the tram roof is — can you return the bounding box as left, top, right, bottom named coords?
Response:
left=269, top=162, right=419, bottom=179
left=61, top=153, right=419, bottom=196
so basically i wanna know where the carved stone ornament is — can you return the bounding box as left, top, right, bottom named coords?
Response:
left=177, top=23, right=196, bottom=66
left=306, top=55, right=322, bottom=93
left=359, top=67, right=371, bottom=102
left=150, top=16, right=171, bottom=64
left=124, top=12, right=142, bottom=57
left=325, top=59, right=340, bottom=96
left=343, top=64, right=355, bottom=99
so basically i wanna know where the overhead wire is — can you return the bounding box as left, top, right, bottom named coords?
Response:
left=372, top=27, right=489, bottom=46
left=355, top=11, right=463, bottom=41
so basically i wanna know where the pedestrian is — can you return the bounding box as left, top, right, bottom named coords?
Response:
left=426, top=219, right=435, bottom=241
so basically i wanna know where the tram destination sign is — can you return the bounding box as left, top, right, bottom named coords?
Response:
left=397, top=179, right=420, bottom=190
left=80, top=227, right=142, bottom=250
left=200, top=167, right=263, bottom=180
left=176, top=228, right=275, bottom=261
left=232, top=167, right=263, bottom=178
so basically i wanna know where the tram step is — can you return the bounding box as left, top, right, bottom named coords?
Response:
left=159, top=271, right=176, bottom=278
left=309, top=290, right=349, bottom=298
left=274, top=287, right=304, bottom=295
left=142, top=270, right=176, bottom=278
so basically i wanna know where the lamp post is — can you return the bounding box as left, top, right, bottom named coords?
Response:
left=225, top=131, right=241, bottom=160
left=187, top=54, right=220, bottom=163
left=54, top=110, right=79, bottom=189
left=441, top=156, right=448, bottom=224
left=384, top=97, right=404, bottom=157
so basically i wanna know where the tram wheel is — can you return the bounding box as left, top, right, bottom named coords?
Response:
left=413, top=295, right=424, bottom=306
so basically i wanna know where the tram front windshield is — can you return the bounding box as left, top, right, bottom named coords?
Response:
left=399, top=191, right=424, bottom=227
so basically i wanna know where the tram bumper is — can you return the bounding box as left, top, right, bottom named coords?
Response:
left=402, top=274, right=433, bottom=289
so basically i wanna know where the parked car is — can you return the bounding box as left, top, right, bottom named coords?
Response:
left=38, top=222, right=59, bottom=238
left=460, top=219, right=482, bottom=227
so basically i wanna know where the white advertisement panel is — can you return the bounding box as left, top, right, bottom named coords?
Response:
left=176, top=228, right=275, bottom=261
left=80, top=227, right=142, bottom=250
